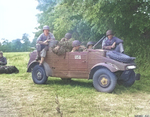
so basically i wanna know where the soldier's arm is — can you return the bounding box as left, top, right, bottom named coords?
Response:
left=37, top=34, right=48, bottom=45
left=103, top=45, right=112, bottom=50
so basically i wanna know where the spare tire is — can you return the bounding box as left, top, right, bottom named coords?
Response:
left=106, top=51, right=135, bottom=63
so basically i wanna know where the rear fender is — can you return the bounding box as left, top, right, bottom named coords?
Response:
left=89, top=63, right=118, bottom=79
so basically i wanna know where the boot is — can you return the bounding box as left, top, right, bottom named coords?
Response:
left=36, top=51, right=41, bottom=61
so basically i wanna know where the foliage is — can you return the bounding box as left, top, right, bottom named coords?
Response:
left=35, top=0, right=150, bottom=69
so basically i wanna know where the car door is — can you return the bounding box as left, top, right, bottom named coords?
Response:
left=68, top=51, right=89, bottom=78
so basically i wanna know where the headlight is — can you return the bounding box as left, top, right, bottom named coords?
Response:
left=126, top=65, right=136, bottom=69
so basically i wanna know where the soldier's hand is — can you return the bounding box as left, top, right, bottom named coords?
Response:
left=47, top=39, right=51, bottom=42
left=111, top=42, right=116, bottom=48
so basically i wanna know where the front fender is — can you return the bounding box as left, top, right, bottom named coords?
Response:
left=27, top=61, right=39, bottom=72
left=27, top=61, right=53, bottom=77
left=89, top=63, right=119, bottom=79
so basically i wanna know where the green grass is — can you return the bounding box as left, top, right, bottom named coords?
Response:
left=0, top=52, right=150, bottom=117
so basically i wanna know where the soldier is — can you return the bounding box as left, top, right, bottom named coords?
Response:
left=86, top=41, right=94, bottom=49
left=71, top=40, right=82, bottom=52
left=102, top=30, right=124, bottom=53
left=52, top=33, right=74, bottom=55
left=0, top=51, right=7, bottom=65
left=60, top=33, right=72, bottom=41
left=36, top=25, right=55, bottom=66
left=0, top=51, right=19, bottom=74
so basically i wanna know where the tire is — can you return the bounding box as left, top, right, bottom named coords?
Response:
left=106, top=51, right=135, bottom=63
left=93, top=68, right=117, bottom=93
left=32, top=65, right=48, bottom=84
left=117, top=70, right=135, bottom=87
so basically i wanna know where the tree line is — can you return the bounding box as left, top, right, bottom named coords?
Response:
left=0, top=33, right=36, bottom=52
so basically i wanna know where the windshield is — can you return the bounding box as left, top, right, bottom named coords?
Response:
left=93, top=36, right=106, bottom=49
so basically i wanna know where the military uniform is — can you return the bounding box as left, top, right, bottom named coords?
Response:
left=36, top=32, right=55, bottom=58
left=0, top=56, right=7, bottom=65
left=52, top=38, right=74, bottom=55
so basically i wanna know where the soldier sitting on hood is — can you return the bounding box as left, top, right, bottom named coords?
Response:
left=0, top=51, right=7, bottom=66
left=36, top=25, right=55, bottom=66
left=102, top=30, right=124, bottom=53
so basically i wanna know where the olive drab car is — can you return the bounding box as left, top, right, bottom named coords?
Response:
left=27, top=40, right=140, bottom=93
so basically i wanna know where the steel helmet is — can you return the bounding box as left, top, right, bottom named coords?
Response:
left=65, top=33, right=72, bottom=39
left=106, top=30, right=114, bottom=36
left=43, top=25, right=50, bottom=31
left=87, top=41, right=94, bottom=48
left=72, top=40, right=81, bottom=47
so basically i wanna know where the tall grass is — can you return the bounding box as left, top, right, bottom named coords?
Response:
left=0, top=52, right=150, bottom=117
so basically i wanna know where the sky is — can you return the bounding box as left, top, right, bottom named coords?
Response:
left=0, top=0, right=39, bottom=42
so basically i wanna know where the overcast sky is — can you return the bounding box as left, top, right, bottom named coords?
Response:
left=0, top=0, right=39, bottom=42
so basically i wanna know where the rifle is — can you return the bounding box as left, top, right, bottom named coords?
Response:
left=93, top=36, right=106, bottom=49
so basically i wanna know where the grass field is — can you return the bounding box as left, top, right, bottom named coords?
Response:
left=0, top=52, right=150, bottom=117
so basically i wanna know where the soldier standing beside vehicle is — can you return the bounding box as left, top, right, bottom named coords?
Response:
left=36, top=25, right=55, bottom=66
left=0, top=51, right=7, bottom=65
left=102, top=30, right=124, bottom=53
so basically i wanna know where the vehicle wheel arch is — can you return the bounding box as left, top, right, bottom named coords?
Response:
left=27, top=61, right=39, bottom=72
left=27, top=61, right=52, bottom=77
left=89, top=62, right=119, bottom=79
left=89, top=65, right=110, bottom=79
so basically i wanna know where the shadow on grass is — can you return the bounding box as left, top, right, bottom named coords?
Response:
left=114, top=75, right=150, bottom=94
left=46, top=78, right=94, bottom=89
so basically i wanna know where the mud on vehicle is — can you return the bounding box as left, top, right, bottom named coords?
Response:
left=27, top=41, right=140, bottom=93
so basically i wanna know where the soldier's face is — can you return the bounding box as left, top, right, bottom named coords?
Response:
left=75, top=46, right=80, bottom=50
left=43, top=29, right=49, bottom=35
left=88, top=45, right=93, bottom=49
left=108, top=35, right=113, bottom=39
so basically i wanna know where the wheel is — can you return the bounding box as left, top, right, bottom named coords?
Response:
left=106, top=51, right=135, bottom=63
left=93, top=68, right=117, bottom=93
left=32, top=65, right=48, bottom=84
left=118, top=70, right=135, bottom=87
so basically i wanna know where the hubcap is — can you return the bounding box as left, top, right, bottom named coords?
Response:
left=36, top=71, right=42, bottom=80
left=98, top=75, right=111, bottom=88
left=101, top=77, right=108, bottom=85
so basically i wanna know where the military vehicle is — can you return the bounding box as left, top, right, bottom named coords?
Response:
left=27, top=40, right=140, bottom=93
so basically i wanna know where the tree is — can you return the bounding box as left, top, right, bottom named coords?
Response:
left=22, top=33, right=31, bottom=51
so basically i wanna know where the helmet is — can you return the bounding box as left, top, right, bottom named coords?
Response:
left=86, top=41, right=94, bottom=48
left=65, top=33, right=72, bottom=39
left=106, top=30, right=114, bottom=36
left=72, top=40, right=81, bottom=47
left=43, top=25, right=50, bottom=31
